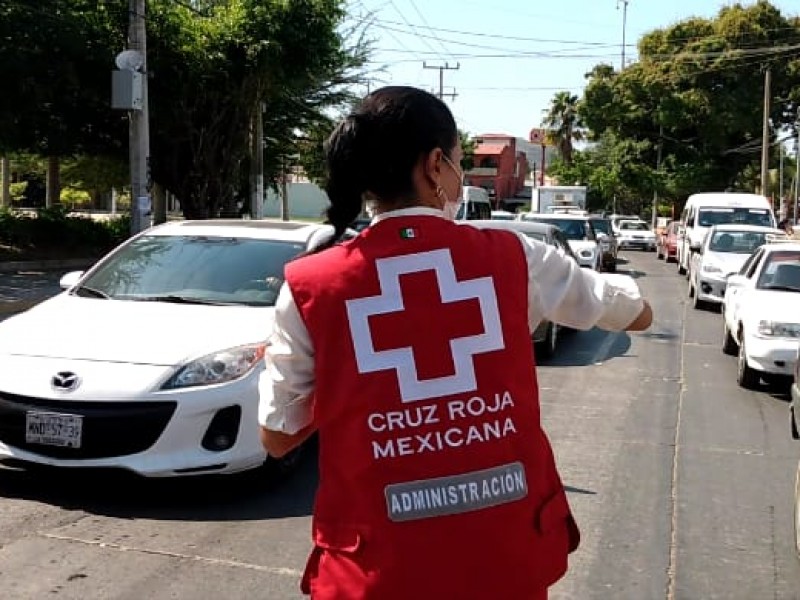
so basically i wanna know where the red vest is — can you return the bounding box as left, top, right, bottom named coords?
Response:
left=285, top=215, right=579, bottom=600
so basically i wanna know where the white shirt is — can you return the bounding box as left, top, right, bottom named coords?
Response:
left=258, top=207, right=645, bottom=434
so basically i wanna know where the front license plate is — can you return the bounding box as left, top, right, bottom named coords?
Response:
left=25, top=411, right=83, bottom=448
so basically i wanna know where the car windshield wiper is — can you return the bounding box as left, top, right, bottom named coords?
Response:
left=761, top=285, right=800, bottom=293
left=127, top=294, right=236, bottom=306
left=72, top=286, right=110, bottom=299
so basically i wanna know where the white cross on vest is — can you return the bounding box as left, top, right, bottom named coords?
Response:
left=346, top=249, right=505, bottom=403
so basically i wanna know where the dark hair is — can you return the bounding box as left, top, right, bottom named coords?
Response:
left=319, top=86, right=458, bottom=250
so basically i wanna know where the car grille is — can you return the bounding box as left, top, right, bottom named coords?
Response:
left=0, top=392, right=176, bottom=459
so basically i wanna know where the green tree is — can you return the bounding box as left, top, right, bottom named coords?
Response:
left=542, top=91, right=584, bottom=167
left=579, top=1, right=800, bottom=204
left=459, top=130, right=477, bottom=171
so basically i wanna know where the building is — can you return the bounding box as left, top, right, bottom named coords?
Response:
left=465, top=134, right=529, bottom=208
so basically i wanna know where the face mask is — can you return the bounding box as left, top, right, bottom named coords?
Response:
left=441, top=154, right=464, bottom=221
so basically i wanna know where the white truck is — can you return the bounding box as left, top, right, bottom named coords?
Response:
left=530, top=185, right=587, bottom=214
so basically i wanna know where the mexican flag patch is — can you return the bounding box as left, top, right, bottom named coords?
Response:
left=399, top=227, right=418, bottom=239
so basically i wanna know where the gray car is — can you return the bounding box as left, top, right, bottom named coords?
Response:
left=589, top=216, right=618, bottom=272
left=465, top=219, right=580, bottom=361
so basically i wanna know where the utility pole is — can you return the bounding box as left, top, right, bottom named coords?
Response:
left=617, top=0, right=630, bottom=70
left=128, top=0, right=151, bottom=235
left=250, top=102, right=264, bottom=219
left=0, top=156, right=9, bottom=207
left=423, top=62, right=460, bottom=100
left=652, top=125, right=663, bottom=230
left=760, top=67, right=771, bottom=200
left=795, top=109, right=800, bottom=225
left=779, top=142, right=785, bottom=219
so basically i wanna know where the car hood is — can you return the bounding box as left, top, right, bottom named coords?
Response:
left=567, top=240, right=597, bottom=253
left=0, top=293, right=273, bottom=366
left=704, top=251, right=749, bottom=275
left=619, top=230, right=655, bottom=239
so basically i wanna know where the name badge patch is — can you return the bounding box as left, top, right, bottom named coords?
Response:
left=385, top=462, right=527, bottom=522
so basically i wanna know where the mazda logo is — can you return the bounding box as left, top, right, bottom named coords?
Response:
left=51, top=372, right=81, bottom=392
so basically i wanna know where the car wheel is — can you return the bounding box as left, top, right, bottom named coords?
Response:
left=606, top=260, right=617, bottom=273
left=722, top=318, right=737, bottom=355
left=261, top=443, right=306, bottom=480
left=688, top=275, right=695, bottom=298
left=692, top=286, right=705, bottom=310
left=678, top=257, right=686, bottom=275
left=737, top=337, right=760, bottom=389
left=535, top=322, right=558, bottom=361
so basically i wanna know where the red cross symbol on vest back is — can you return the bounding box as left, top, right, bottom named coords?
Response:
left=346, top=249, right=506, bottom=403
left=371, top=269, right=484, bottom=380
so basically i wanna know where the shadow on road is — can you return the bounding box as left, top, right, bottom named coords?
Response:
left=540, top=327, right=633, bottom=368
left=0, top=443, right=319, bottom=522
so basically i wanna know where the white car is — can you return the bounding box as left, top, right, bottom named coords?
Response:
left=517, top=213, right=602, bottom=270
left=722, top=241, right=800, bottom=388
left=616, top=220, right=656, bottom=252
left=689, top=225, right=786, bottom=309
left=0, top=219, right=341, bottom=477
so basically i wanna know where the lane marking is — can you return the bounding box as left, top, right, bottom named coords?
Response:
left=40, top=532, right=303, bottom=577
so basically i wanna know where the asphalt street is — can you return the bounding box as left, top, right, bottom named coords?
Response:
left=1, top=252, right=799, bottom=599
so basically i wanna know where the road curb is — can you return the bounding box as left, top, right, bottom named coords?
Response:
left=0, top=258, right=97, bottom=274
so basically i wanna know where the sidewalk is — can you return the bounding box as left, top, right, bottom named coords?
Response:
left=0, top=259, right=96, bottom=315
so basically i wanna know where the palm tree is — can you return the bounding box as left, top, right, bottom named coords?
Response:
left=542, top=92, right=584, bottom=167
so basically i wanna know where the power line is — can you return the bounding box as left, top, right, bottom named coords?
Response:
left=388, top=1, right=446, bottom=62
left=407, top=0, right=453, bottom=60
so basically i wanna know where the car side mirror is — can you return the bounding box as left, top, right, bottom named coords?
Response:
left=59, top=271, right=85, bottom=290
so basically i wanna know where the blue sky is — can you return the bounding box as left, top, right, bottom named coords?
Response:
left=348, top=0, right=799, bottom=139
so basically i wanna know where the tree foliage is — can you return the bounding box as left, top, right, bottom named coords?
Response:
left=0, top=0, right=367, bottom=219
left=553, top=1, right=800, bottom=212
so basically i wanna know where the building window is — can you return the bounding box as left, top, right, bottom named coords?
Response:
left=481, top=157, right=498, bottom=168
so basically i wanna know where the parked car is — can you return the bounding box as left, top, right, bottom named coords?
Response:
left=610, top=215, right=640, bottom=236
left=0, top=220, right=344, bottom=477
left=616, top=219, right=657, bottom=252
left=466, top=219, right=579, bottom=360
left=721, top=241, right=800, bottom=388
left=688, top=225, right=786, bottom=309
left=517, top=213, right=602, bottom=270
left=491, top=210, right=516, bottom=221
left=656, top=221, right=679, bottom=262
left=588, top=216, right=618, bottom=272
left=676, top=192, right=775, bottom=276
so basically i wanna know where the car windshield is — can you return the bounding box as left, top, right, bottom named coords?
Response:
left=698, top=207, right=772, bottom=228
left=76, top=235, right=305, bottom=306
left=708, top=230, right=774, bottom=254
left=590, top=219, right=611, bottom=235
left=620, top=221, right=649, bottom=231
left=522, top=218, right=590, bottom=241
left=756, top=251, right=800, bottom=291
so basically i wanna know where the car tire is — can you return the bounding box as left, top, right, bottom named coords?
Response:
left=535, top=322, right=558, bottom=361
left=722, top=318, right=737, bottom=356
left=606, top=260, right=617, bottom=273
left=737, top=337, right=760, bottom=389
left=678, top=258, right=686, bottom=275
left=688, top=276, right=695, bottom=298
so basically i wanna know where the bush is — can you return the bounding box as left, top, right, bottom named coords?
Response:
left=0, top=207, right=130, bottom=258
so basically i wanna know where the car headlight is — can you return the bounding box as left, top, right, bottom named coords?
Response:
left=702, top=263, right=723, bottom=273
left=161, top=344, right=266, bottom=390
left=757, top=321, right=800, bottom=338
left=580, top=249, right=593, bottom=258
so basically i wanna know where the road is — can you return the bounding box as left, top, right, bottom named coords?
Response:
left=1, top=252, right=799, bottom=599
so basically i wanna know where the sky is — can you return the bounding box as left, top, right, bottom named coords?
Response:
left=348, top=0, right=799, bottom=139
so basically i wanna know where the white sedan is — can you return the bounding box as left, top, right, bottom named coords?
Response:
left=0, top=219, right=339, bottom=477
left=722, top=241, right=800, bottom=388
left=517, top=213, right=603, bottom=270
left=616, top=220, right=656, bottom=252
left=689, top=224, right=785, bottom=309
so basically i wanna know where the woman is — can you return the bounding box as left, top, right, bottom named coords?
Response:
left=258, top=86, right=652, bottom=599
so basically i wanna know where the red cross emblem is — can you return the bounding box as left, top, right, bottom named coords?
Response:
left=346, top=249, right=505, bottom=403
